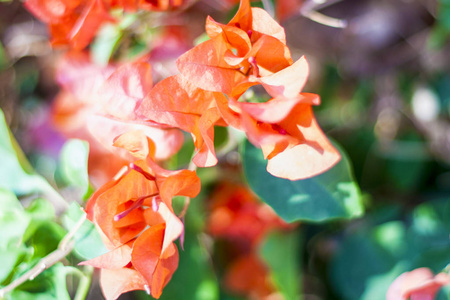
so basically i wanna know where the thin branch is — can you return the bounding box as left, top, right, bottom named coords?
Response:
left=73, top=266, right=93, bottom=300
left=302, top=10, right=347, bottom=28
left=301, top=0, right=347, bottom=28
left=0, top=212, right=87, bottom=297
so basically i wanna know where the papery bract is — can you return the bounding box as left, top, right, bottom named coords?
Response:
left=177, top=0, right=306, bottom=98
left=215, top=92, right=340, bottom=180
left=83, top=132, right=200, bottom=299
left=138, top=74, right=227, bottom=167
left=52, top=52, right=184, bottom=184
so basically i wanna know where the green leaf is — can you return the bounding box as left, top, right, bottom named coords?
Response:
left=0, top=245, right=29, bottom=285
left=27, top=222, right=66, bottom=260
left=58, top=139, right=90, bottom=198
left=0, top=41, right=8, bottom=69
left=6, top=263, right=75, bottom=300
left=330, top=199, right=450, bottom=300
left=330, top=230, right=400, bottom=300
left=91, top=24, right=123, bottom=65
left=25, top=198, right=55, bottom=221
left=61, top=202, right=108, bottom=260
left=0, top=189, right=31, bottom=247
left=0, top=109, right=66, bottom=212
left=259, top=231, right=302, bottom=300
left=242, top=140, right=364, bottom=223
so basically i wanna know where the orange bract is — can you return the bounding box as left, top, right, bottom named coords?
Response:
left=177, top=0, right=303, bottom=98
left=138, top=74, right=227, bottom=167
left=174, top=0, right=340, bottom=179
left=82, top=134, right=200, bottom=299
left=52, top=53, right=184, bottom=184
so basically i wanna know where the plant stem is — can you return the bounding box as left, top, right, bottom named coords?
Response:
left=0, top=213, right=87, bottom=298
left=301, top=0, right=347, bottom=28
left=73, top=266, right=94, bottom=300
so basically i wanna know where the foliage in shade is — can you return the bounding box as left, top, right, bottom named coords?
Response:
left=242, top=139, right=364, bottom=222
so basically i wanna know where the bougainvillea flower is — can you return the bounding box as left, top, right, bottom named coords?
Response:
left=138, top=74, right=227, bottom=167
left=177, top=0, right=312, bottom=99
left=82, top=202, right=182, bottom=299
left=52, top=52, right=183, bottom=169
left=207, top=182, right=289, bottom=245
left=85, top=157, right=200, bottom=246
left=83, top=132, right=200, bottom=299
left=386, top=268, right=450, bottom=300
left=85, top=129, right=200, bottom=244
left=215, top=91, right=340, bottom=180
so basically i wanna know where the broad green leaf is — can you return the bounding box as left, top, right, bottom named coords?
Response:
left=91, top=24, right=123, bottom=65
left=25, top=198, right=55, bottom=221
left=58, top=139, right=90, bottom=198
left=0, top=189, right=31, bottom=247
left=330, top=231, right=399, bottom=300
left=242, top=140, right=364, bottom=222
left=0, top=245, right=28, bottom=285
left=61, top=202, right=108, bottom=260
left=23, top=198, right=56, bottom=242
left=0, top=109, right=67, bottom=212
left=27, top=222, right=66, bottom=261
left=259, top=231, right=302, bottom=300
left=330, top=199, right=450, bottom=300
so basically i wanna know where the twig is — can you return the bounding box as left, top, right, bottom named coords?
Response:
left=73, top=266, right=93, bottom=300
left=301, top=0, right=347, bottom=28
left=0, top=212, right=87, bottom=297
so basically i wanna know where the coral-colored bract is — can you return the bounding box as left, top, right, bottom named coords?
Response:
left=82, top=132, right=200, bottom=299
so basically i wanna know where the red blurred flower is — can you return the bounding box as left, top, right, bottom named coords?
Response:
left=207, top=182, right=288, bottom=245
left=24, top=0, right=191, bottom=49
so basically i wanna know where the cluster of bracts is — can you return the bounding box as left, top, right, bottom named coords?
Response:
left=24, top=0, right=345, bottom=298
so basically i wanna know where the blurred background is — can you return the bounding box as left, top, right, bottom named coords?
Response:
left=1, top=0, right=450, bottom=299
